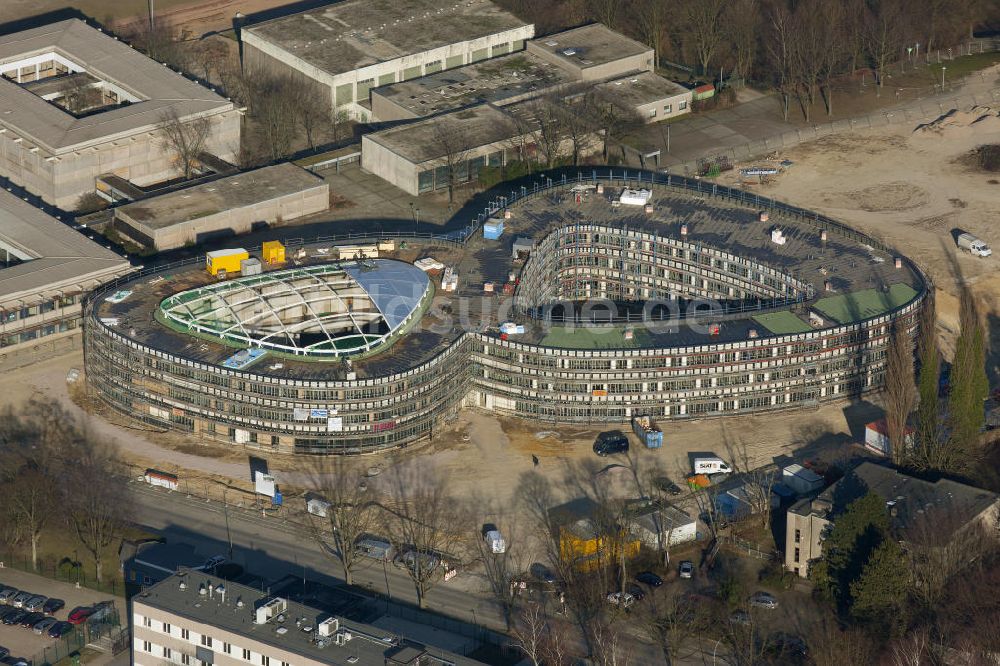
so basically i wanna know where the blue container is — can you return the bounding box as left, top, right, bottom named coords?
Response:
left=643, top=431, right=664, bottom=449
left=273, top=491, right=283, bottom=507
left=483, top=220, right=504, bottom=240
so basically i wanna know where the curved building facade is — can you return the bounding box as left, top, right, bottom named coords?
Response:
left=84, top=176, right=925, bottom=454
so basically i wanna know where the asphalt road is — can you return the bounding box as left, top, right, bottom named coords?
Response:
left=129, top=484, right=718, bottom=664
left=127, top=484, right=503, bottom=630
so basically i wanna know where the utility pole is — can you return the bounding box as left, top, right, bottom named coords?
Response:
left=148, top=0, right=155, bottom=32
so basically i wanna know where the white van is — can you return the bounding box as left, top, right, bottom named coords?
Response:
left=693, top=457, right=732, bottom=475
left=484, top=530, right=506, bottom=554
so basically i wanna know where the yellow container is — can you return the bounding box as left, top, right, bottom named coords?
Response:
left=206, top=248, right=249, bottom=276
left=262, top=240, right=286, bottom=264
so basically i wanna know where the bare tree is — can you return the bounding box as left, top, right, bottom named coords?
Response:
left=382, top=469, right=463, bottom=608
left=816, top=0, right=848, bottom=116
left=635, top=0, right=673, bottom=68
left=889, top=626, right=931, bottom=666
left=884, top=319, right=917, bottom=465
left=863, top=0, right=908, bottom=91
left=635, top=588, right=708, bottom=665
left=553, top=91, right=597, bottom=166
left=428, top=115, right=474, bottom=204
left=56, top=76, right=103, bottom=115
left=807, top=619, right=878, bottom=666
left=467, top=501, right=527, bottom=630
left=766, top=1, right=800, bottom=122
left=680, top=0, right=728, bottom=76
left=189, top=38, right=231, bottom=84
left=584, top=89, right=644, bottom=162
left=294, top=82, right=333, bottom=152
left=587, top=0, right=621, bottom=30
left=725, top=0, right=759, bottom=84
left=158, top=108, right=212, bottom=179
left=525, top=100, right=567, bottom=169
left=724, top=435, right=776, bottom=529
left=65, top=427, right=130, bottom=584
left=307, top=459, right=379, bottom=586
left=510, top=601, right=548, bottom=666
left=590, top=620, right=632, bottom=666
left=252, top=75, right=300, bottom=162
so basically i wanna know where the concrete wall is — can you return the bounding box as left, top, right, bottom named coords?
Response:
left=0, top=109, right=241, bottom=209
left=369, top=91, right=422, bottom=123
left=360, top=135, right=419, bottom=195
left=243, top=25, right=535, bottom=121
left=526, top=42, right=653, bottom=82
left=116, top=181, right=330, bottom=251
left=635, top=90, right=692, bottom=123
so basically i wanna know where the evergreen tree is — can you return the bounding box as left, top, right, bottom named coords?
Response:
left=883, top=319, right=916, bottom=466
left=947, top=290, right=988, bottom=470
left=849, top=539, right=910, bottom=637
left=914, top=294, right=941, bottom=468
left=813, top=492, right=889, bottom=612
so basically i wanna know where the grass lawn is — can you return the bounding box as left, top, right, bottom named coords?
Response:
left=541, top=325, right=651, bottom=349
left=752, top=310, right=812, bottom=335
left=813, top=284, right=918, bottom=324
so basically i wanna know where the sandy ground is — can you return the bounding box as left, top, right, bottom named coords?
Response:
left=717, top=81, right=1000, bottom=377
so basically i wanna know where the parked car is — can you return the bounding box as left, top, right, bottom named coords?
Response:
left=0, top=589, right=17, bottom=604
left=529, top=563, right=557, bottom=584
left=482, top=524, right=506, bottom=554
left=395, top=551, right=440, bottom=575
left=626, top=584, right=646, bottom=602
left=33, top=618, right=57, bottom=635
left=48, top=621, right=73, bottom=638
left=10, top=592, right=31, bottom=609
left=2, top=657, right=28, bottom=666
left=89, top=601, right=115, bottom=623
left=593, top=432, right=629, bottom=457
left=23, top=596, right=46, bottom=612
left=635, top=571, right=663, bottom=587
left=729, top=609, right=750, bottom=625
left=767, top=632, right=808, bottom=662
left=0, top=609, right=19, bottom=623
left=200, top=556, right=226, bottom=571
left=42, top=598, right=64, bottom=615
left=606, top=591, right=635, bottom=608
left=654, top=477, right=683, bottom=496
left=0, top=648, right=8, bottom=661
left=679, top=561, right=694, bottom=579
left=19, top=613, right=44, bottom=628
left=66, top=607, right=94, bottom=625
left=2, top=611, right=26, bottom=626
left=749, top=592, right=778, bottom=610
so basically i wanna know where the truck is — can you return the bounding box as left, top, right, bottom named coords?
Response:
left=957, top=232, right=992, bottom=257
left=692, top=457, right=732, bottom=475
left=631, top=416, right=663, bottom=449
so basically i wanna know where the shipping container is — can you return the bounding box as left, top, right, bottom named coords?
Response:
left=261, top=240, right=286, bottom=264
left=241, top=257, right=262, bottom=276
left=631, top=415, right=663, bottom=448
left=483, top=219, right=504, bottom=240
left=781, top=463, right=824, bottom=495
left=206, top=248, right=249, bottom=276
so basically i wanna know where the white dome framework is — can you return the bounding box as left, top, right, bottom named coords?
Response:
left=159, top=260, right=431, bottom=356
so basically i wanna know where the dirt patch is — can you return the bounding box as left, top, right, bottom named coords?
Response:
left=821, top=181, right=930, bottom=212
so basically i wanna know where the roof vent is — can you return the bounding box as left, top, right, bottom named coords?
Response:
left=198, top=584, right=207, bottom=596
left=236, top=598, right=244, bottom=608
left=179, top=581, right=187, bottom=590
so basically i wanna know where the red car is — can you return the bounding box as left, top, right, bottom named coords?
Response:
left=66, top=607, right=93, bottom=625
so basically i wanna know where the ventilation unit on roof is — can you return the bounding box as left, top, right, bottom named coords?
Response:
left=318, top=618, right=339, bottom=637
left=561, top=49, right=577, bottom=56
left=254, top=598, right=288, bottom=625
left=545, top=41, right=558, bottom=46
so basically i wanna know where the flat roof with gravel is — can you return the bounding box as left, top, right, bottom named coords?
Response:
left=365, top=104, right=515, bottom=163
left=594, top=71, right=690, bottom=105
left=0, top=19, right=233, bottom=152
left=530, top=23, right=650, bottom=71
left=243, top=0, right=528, bottom=77
left=116, top=164, right=326, bottom=231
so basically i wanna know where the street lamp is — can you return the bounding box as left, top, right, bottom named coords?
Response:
left=713, top=638, right=723, bottom=664
left=941, top=65, right=947, bottom=88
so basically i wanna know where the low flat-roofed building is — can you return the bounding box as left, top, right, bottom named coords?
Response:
left=241, top=0, right=534, bottom=121
left=371, top=49, right=577, bottom=122
left=132, top=572, right=486, bottom=666
left=0, top=189, right=132, bottom=363
left=785, top=462, right=1000, bottom=577
left=0, top=19, right=240, bottom=209
left=113, top=164, right=330, bottom=251
left=362, top=104, right=513, bottom=195
left=594, top=71, right=692, bottom=123
left=526, top=23, right=653, bottom=81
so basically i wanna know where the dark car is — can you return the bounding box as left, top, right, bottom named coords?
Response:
left=19, top=613, right=44, bottom=629
left=66, top=607, right=93, bottom=625
left=48, top=621, right=73, bottom=639
left=0, top=648, right=8, bottom=661
left=0, top=609, right=19, bottom=623
left=654, top=477, right=683, bottom=496
left=767, top=632, right=808, bottom=662
left=529, top=563, right=557, bottom=584
left=626, top=584, right=646, bottom=601
left=593, top=432, right=629, bottom=456
left=2, top=611, right=26, bottom=626
left=635, top=571, right=663, bottom=587
left=42, top=599, right=64, bottom=616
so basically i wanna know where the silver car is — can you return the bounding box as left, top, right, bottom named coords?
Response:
left=11, top=592, right=32, bottom=608
left=749, top=592, right=778, bottom=610
left=33, top=617, right=57, bottom=635
left=23, top=596, right=46, bottom=612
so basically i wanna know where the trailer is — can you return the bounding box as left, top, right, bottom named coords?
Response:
left=631, top=416, right=663, bottom=448
left=144, top=468, right=179, bottom=491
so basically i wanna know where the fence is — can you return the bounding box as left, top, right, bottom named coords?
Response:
left=25, top=607, right=125, bottom=666
left=0, top=551, right=122, bottom=597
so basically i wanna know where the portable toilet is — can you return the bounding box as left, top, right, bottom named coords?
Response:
left=206, top=248, right=249, bottom=276
left=262, top=240, right=286, bottom=265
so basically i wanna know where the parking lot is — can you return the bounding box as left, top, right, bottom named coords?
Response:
left=0, top=567, right=124, bottom=665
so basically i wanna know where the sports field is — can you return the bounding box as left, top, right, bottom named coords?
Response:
left=813, top=284, right=919, bottom=323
